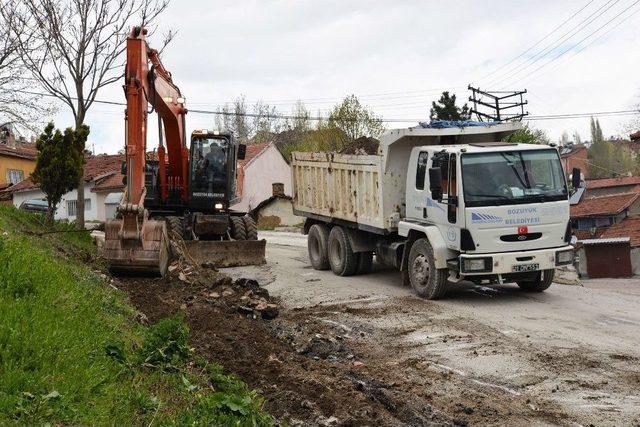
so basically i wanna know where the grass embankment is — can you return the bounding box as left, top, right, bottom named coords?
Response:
left=0, top=206, right=272, bottom=425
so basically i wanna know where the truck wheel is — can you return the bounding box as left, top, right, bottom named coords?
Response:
left=230, top=216, right=246, bottom=240
left=517, top=269, right=554, bottom=292
left=357, top=251, right=374, bottom=274
left=308, top=224, right=330, bottom=270
left=243, top=215, right=258, bottom=240
left=328, top=226, right=358, bottom=276
left=408, top=238, right=448, bottom=299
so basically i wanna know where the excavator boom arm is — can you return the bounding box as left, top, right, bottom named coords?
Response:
left=124, top=27, right=189, bottom=205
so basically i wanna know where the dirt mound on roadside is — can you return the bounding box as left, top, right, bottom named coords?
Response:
left=113, top=273, right=415, bottom=425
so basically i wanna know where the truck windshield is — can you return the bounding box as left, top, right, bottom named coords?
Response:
left=461, top=149, right=567, bottom=207
left=191, top=136, right=228, bottom=195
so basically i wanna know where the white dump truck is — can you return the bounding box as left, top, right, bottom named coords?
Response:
left=291, top=122, right=578, bottom=299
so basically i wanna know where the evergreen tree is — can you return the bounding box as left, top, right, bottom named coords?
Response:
left=430, top=91, right=471, bottom=121
left=590, top=117, right=604, bottom=144
left=31, top=123, right=87, bottom=224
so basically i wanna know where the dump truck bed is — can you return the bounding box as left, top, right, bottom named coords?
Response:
left=291, top=152, right=402, bottom=234
left=291, top=122, right=523, bottom=234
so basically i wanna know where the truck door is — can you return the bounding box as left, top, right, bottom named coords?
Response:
left=430, top=153, right=461, bottom=248
left=411, top=151, right=430, bottom=220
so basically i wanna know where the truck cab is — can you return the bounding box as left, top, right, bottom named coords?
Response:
left=402, top=140, right=574, bottom=287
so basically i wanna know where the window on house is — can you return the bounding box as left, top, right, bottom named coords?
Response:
left=66, top=199, right=91, bottom=216
left=6, top=169, right=24, bottom=184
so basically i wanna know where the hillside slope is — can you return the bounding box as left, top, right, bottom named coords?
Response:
left=0, top=206, right=272, bottom=425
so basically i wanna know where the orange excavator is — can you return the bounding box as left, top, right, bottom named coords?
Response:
left=104, top=27, right=265, bottom=276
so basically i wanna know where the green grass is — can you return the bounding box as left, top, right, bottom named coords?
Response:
left=0, top=206, right=273, bottom=426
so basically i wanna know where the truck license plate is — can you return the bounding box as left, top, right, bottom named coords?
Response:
left=512, top=263, right=539, bottom=272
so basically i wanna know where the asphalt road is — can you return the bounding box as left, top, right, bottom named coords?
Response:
left=223, top=231, right=640, bottom=425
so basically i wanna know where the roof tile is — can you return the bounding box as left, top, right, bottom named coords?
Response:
left=601, top=214, right=640, bottom=247
left=586, top=176, right=640, bottom=189
left=570, top=192, right=640, bottom=218
left=1, top=153, right=124, bottom=195
left=239, top=142, right=270, bottom=167
left=0, top=142, right=37, bottom=160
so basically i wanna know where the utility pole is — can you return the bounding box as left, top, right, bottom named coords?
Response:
left=468, top=86, right=528, bottom=122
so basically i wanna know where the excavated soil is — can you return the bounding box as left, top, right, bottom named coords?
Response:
left=113, top=270, right=573, bottom=426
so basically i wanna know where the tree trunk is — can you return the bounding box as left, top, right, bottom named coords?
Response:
left=46, top=201, right=54, bottom=226
left=76, top=173, right=85, bottom=229
left=75, top=114, right=86, bottom=230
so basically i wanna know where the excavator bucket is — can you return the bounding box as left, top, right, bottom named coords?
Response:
left=104, top=218, right=170, bottom=276
left=183, top=240, right=266, bottom=268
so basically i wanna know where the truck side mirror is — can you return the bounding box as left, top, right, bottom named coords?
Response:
left=429, top=167, right=443, bottom=201
left=571, top=167, right=581, bottom=189
left=237, top=144, right=247, bottom=160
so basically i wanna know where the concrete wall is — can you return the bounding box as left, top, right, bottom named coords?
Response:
left=257, top=198, right=304, bottom=228
left=632, top=247, right=640, bottom=276
left=12, top=184, right=103, bottom=223
left=233, top=144, right=292, bottom=212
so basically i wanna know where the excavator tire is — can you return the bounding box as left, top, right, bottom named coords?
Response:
left=243, top=215, right=258, bottom=241
left=230, top=216, right=247, bottom=240
left=167, top=216, right=184, bottom=239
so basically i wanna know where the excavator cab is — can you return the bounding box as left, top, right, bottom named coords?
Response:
left=188, top=130, right=244, bottom=212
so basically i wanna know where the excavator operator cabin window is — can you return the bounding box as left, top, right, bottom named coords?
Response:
left=416, top=152, right=428, bottom=190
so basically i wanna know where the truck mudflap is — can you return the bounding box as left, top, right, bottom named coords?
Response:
left=183, top=239, right=266, bottom=268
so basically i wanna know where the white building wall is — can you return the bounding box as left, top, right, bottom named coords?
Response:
left=12, top=184, right=101, bottom=223
left=232, top=144, right=292, bottom=212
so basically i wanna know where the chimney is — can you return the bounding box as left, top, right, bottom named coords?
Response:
left=7, top=131, right=16, bottom=148
left=272, top=182, right=285, bottom=197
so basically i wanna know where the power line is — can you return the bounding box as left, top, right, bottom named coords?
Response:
left=509, top=1, right=640, bottom=89
left=498, top=0, right=640, bottom=89
left=473, top=0, right=596, bottom=85
left=483, top=0, right=622, bottom=88
left=14, top=89, right=640, bottom=122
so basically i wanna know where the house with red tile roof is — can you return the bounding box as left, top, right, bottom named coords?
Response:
left=600, top=214, right=640, bottom=275
left=0, top=136, right=37, bottom=191
left=570, top=192, right=640, bottom=239
left=2, top=154, right=125, bottom=223
left=233, top=142, right=292, bottom=212
left=601, top=214, right=640, bottom=248
left=584, top=176, right=640, bottom=198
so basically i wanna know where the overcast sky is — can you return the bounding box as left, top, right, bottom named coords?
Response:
left=52, top=0, right=640, bottom=154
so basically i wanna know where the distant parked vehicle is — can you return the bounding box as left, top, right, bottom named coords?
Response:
left=19, top=199, right=48, bottom=214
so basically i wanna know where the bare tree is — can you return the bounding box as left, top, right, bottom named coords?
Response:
left=0, top=5, right=50, bottom=132
left=3, top=0, right=171, bottom=228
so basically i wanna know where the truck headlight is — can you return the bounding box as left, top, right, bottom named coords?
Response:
left=461, top=257, right=492, bottom=273
left=555, top=249, right=573, bottom=265
left=214, top=203, right=223, bottom=209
